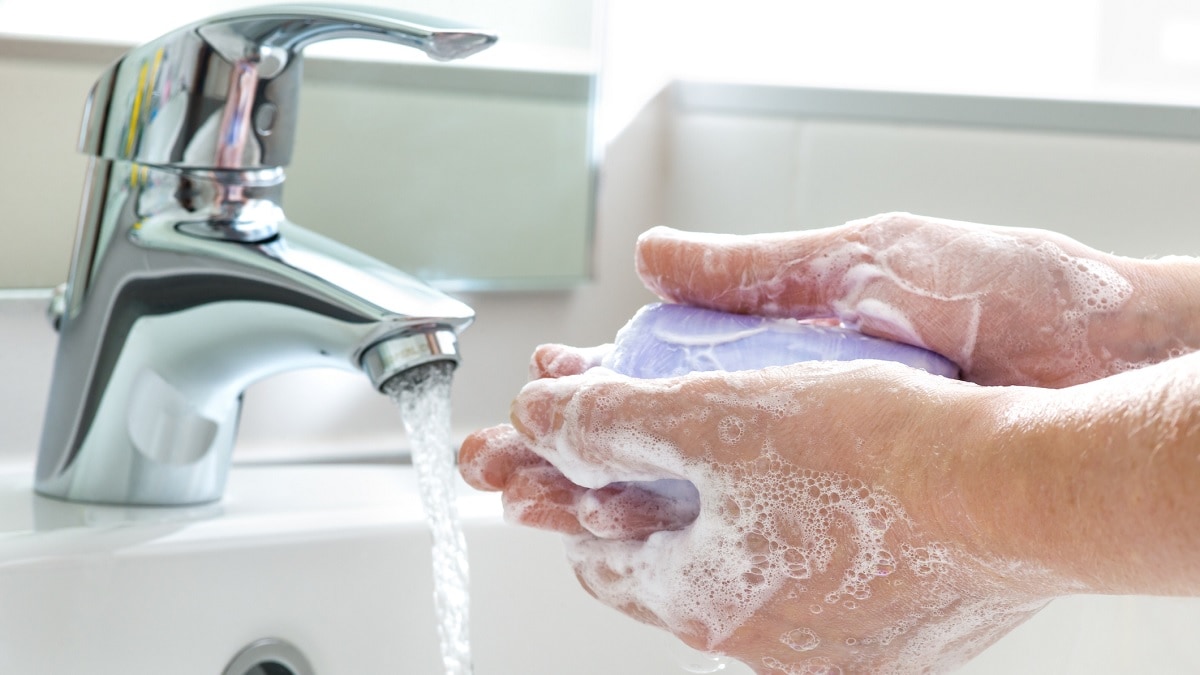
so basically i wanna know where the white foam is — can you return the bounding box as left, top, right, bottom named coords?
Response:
left=717, top=416, right=746, bottom=445
left=563, top=449, right=917, bottom=649
left=842, top=298, right=925, bottom=348
left=762, top=655, right=842, bottom=674
left=781, top=627, right=821, bottom=652
left=900, top=542, right=952, bottom=577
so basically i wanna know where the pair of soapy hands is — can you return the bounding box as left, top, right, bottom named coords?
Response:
left=458, top=212, right=1191, bottom=673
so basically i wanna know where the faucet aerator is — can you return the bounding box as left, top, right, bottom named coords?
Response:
left=361, top=328, right=462, bottom=392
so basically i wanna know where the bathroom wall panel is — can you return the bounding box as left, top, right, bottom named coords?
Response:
left=792, top=119, right=1200, bottom=257
left=663, top=108, right=1200, bottom=259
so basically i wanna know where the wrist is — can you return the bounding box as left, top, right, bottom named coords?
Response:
left=1101, top=255, right=1200, bottom=366
left=939, top=386, right=1078, bottom=586
left=957, top=357, right=1200, bottom=596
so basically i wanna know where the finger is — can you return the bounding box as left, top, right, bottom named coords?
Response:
left=458, top=424, right=548, bottom=491
left=635, top=224, right=864, bottom=319
left=510, top=370, right=701, bottom=487
left=529, top=343, right=613, bottom=380
left=577, top=479, right=701, bottom=540
left=502, top=464, right=587, bottom=535
left=512, top=360, right=896, bottom=477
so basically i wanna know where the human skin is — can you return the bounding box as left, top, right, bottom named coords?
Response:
left=635, top=212, right=1200, bottom=388
left=458, top=213, right=1200, bottom=673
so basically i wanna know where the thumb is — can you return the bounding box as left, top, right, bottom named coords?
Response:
left=634, top=224, right=864, bottom=320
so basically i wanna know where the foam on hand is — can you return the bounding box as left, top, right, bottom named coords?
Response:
left=554, top=425, right=1059, bottom=673
left=802, top=217, right=1135, bottom=379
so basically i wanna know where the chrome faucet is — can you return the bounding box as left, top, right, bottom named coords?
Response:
left=36, top=4, right=496, bottom=506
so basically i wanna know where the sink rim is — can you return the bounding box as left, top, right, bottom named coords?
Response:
left=0, top=461, right=503, bottom=565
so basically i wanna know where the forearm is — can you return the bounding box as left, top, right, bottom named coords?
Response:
left=966, top=350, right=1200, bottom=595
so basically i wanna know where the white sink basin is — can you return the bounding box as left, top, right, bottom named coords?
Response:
left=0, top=461, right=1196, bottom=674
left=0, top=462, right=705, bottom=674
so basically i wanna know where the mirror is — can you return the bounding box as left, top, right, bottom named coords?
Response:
left=0, top=0, right=600, bottom=290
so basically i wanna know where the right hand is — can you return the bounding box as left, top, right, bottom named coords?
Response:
left=461, top=350, right=1073, bottom=673
left=635, top=212, right=1199, bottom=387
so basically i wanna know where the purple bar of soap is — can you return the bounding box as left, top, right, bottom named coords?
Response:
left=602, top=303, right=959, bottom=379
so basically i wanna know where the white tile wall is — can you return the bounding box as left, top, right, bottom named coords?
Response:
left=664, top=112, right=800, bottom=233
left=663, top=110, right=1200, bottom=258
left=0, top=293, right=56, bottom=465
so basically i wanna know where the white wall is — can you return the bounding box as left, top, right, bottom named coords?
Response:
left=663, top=107, right=1200, bottom=257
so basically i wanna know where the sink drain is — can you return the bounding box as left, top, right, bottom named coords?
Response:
left=223, top=638, right=315, bottom=675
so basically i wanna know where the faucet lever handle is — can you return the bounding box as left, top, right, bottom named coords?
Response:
left=197, top=3, right=497, bottom=65
left=79, top=3, right=497, bottom=170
